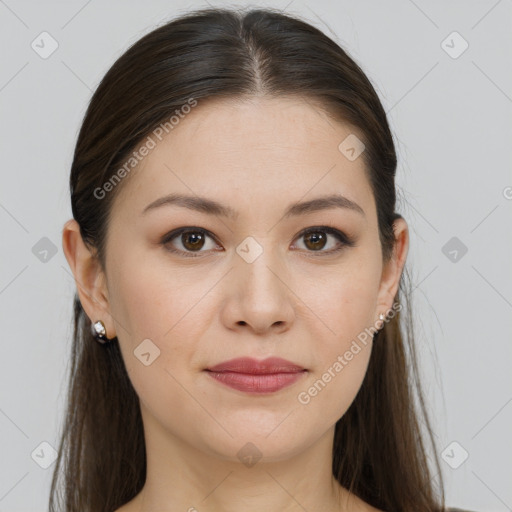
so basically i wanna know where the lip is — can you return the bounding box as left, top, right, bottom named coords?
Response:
left=204, top=357, right=307, bottom=394
left=206, top=357, right=305, bottom=374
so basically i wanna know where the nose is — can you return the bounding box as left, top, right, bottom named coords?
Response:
left=219, top=249, right=295, bottom=336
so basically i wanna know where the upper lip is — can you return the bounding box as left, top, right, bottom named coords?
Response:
left=205, top=357, right=306, bottom=374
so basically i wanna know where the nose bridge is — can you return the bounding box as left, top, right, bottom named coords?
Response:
left=226, top=233, right=294, bottom=332
left=235, top=234, right=286, bottom=299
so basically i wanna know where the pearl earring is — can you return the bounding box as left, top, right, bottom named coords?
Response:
left=376, top=312, right=387, bottom=332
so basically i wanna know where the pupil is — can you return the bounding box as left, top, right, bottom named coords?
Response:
left=183, top=232, right=204, bottom=250
left=306, top=232, right=326, bottom=250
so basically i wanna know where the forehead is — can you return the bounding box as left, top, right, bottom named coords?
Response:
left=112, top=96, right=374, bottom=222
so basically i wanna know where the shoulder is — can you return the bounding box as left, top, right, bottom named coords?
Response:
left=447, top=508, right=478, bottom=512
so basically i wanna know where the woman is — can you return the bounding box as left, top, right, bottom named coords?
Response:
left=51, top=6, right=475, bottom=512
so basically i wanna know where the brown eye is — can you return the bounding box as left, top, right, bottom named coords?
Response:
left=162, top=228, right=219, bottom=257
left=303, top=231, right=328, bottom=251
left=293, top=226, right=355, bottom=255
left=161, top=226, right=355, bottom=258
left=181, top=231, right=206, bottom=251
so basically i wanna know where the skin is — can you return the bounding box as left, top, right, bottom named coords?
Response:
left=62, top=96, right=408, bottom=512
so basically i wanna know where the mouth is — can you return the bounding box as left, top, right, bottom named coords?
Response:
left=204, top=356, right=308, bottom=394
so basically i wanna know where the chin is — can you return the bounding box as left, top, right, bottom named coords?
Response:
left=197, top=426, right=315, bottom=465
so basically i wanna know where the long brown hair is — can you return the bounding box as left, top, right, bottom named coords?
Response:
left=50, top=7, right=446, bottom=511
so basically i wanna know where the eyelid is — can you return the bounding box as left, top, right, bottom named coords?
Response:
left=161, top=225, right=356, bottom=257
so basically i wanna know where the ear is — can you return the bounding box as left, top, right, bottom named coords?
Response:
left=61, top=219, right=116, bottom=339
left=375, top=217, right=409, bottom=321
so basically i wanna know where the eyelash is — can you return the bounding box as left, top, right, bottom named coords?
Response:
left=160, top=225, right=356, bottom=258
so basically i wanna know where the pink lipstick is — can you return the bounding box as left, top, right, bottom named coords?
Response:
left=204, top=357, right=307, bottom=393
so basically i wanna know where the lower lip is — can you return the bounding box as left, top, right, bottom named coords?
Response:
left=205, top=370, right=307, bottom=393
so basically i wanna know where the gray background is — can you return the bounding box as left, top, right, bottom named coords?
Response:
left=1, top=0, right=511, bottom=510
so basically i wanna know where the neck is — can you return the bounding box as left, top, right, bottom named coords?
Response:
left=130, top=404, right=365, bottom=512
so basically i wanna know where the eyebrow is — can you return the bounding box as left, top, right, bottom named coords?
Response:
left=141, top=193, right=365, bottom=219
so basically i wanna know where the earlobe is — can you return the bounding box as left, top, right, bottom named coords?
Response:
left=376, top=217, right=409, bottom=317
left=61, top=219, right=115, bottom=338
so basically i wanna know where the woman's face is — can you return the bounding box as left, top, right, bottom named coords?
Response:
left=92, top=96, right=407, bottom=462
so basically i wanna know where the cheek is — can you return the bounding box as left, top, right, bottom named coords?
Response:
left=109, top=258, right=206, bottom=433
left=291, top=256, right=379, bottom=422
left=107, top=250, right=212, bottom=387
left=108, top=248, right=198, bottom=342
left=302, top=255, right=381, bottom=347
left=295, top=345, right=371, bottom=435
left=295, top=275, right=376, bottom=426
